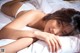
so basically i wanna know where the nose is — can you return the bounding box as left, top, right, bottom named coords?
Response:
left=50, top=28, right=59, bottom=35
left=49, top=28, right=55, bottom=34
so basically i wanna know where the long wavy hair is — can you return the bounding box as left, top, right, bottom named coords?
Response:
left=43, top=8, right=80, bottom=36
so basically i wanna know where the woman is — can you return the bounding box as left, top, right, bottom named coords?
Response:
left=0, top=8, right=80, bottom=53
left=0, top=0, right=80, bottom=53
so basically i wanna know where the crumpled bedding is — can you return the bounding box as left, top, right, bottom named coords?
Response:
left=29, top=0, right=80, bottom=13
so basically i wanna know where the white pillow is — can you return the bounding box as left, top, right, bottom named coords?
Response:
left=18, top=36, right=80, bottom=53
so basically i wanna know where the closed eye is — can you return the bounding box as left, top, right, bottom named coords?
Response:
left=62, top=31, right=67, bottom=36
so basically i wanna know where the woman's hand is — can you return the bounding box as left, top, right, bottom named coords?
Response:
left=34, top=31, right=61, bottom=52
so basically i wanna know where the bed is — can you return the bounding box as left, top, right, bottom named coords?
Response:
left=0, top=0, right=80, bottom=53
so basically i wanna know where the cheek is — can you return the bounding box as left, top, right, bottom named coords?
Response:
left=44, top=25, right=50, bottom=33
left=53, top=28, right=62, bottom=36
left=44, top=26, right=48, bottom=32
left=57, top=31, right=63, bottom=36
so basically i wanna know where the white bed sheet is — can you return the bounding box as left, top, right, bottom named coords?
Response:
left=30, top=0, right=80, bottom=13
left=0, top=0, right=80, bottom=53
left=0, top=10, right=12, bottom=30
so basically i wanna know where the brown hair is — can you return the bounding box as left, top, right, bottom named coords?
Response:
left=43, top=8, right=80, bottom=36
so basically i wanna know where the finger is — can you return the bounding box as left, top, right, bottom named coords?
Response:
left=46, top=34, right=56, bottom=52
left=53, top=36, right=61, bottom=51
left=50, top=38, right=55, bottom=53
left=48, top=34, right=61, bottom=52
left=55, top=36, right=61, bottom=49
left=51, top=35, right=61, bottom=48
left=46, top=39, right=52, bottom=52
left=50, top=35, right=61, bottom=52
left=52, top=37, right=59, bottom=52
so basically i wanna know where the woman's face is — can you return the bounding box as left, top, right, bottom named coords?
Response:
left=44, top=20, right=62, bottom=36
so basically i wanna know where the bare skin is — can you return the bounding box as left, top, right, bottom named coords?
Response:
left=0, top=1, right=61, bottom=53
left=1, top=1, right=23, bottom=17
left=0, top=38, right=34, bottom=53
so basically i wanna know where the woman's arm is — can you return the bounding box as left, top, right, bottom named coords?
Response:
left=0, top=30, right=61, bottom=53
left=0, top=38, right=34, bottom=53
left=0, top=27, right=61, bottom=52
left=0, top=10, right=45, bottom=39
left=0, top=28, right=37, bottom=39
